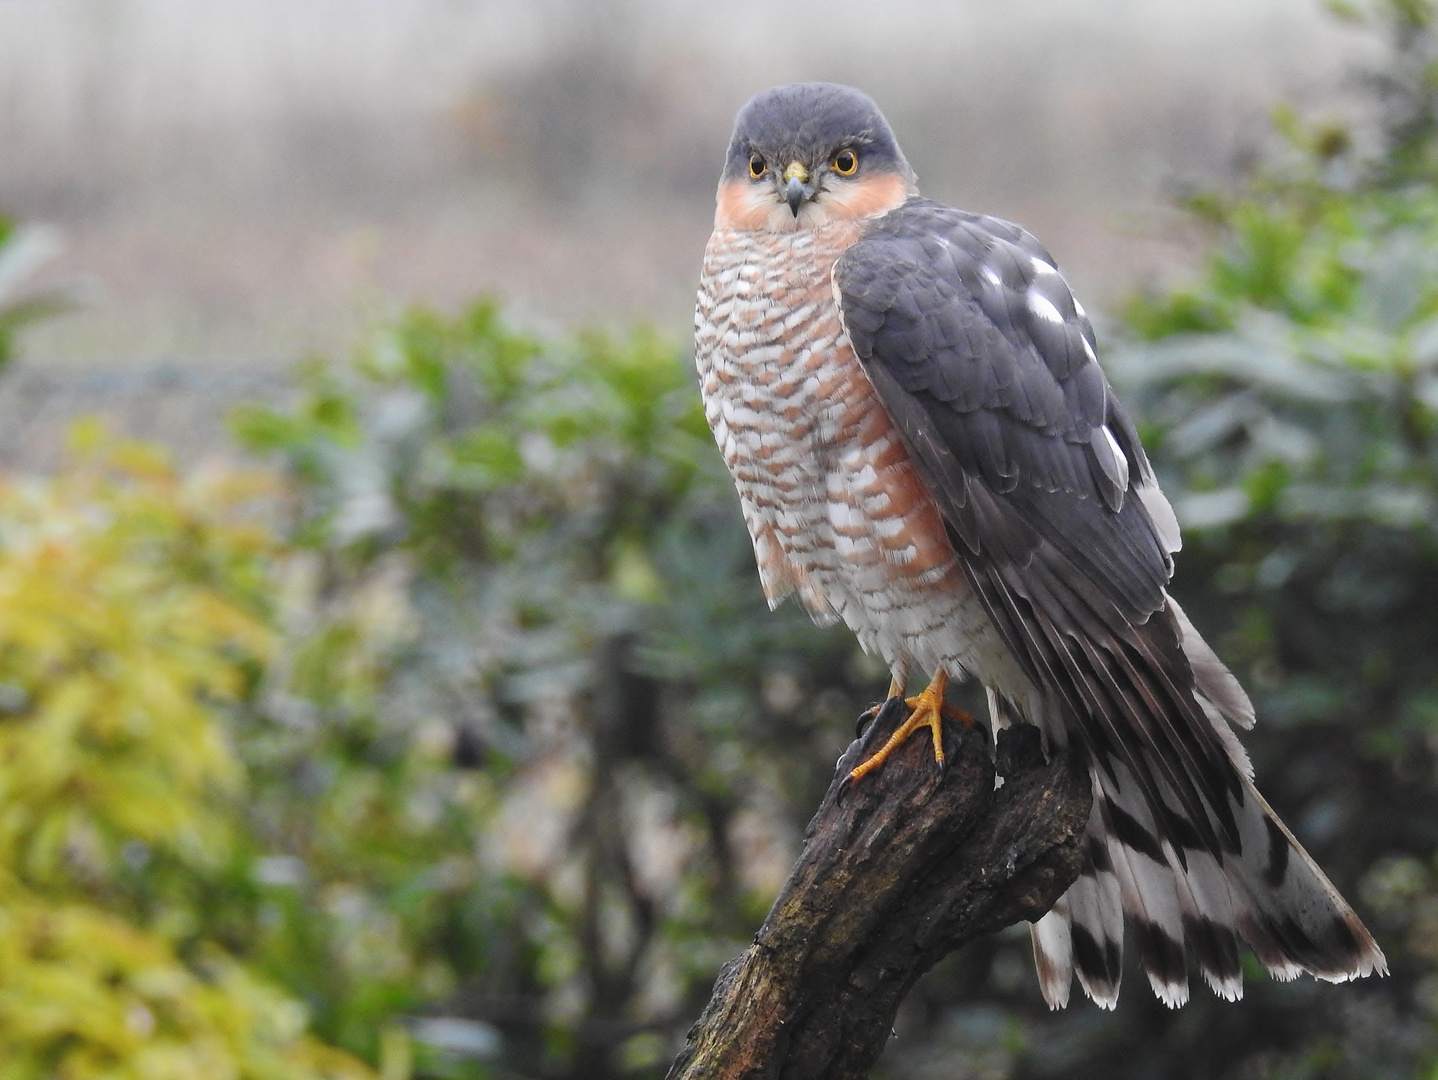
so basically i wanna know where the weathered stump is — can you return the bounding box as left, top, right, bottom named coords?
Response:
left=666, top=702, right=1092, bottom=1080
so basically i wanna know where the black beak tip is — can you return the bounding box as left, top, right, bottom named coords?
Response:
left=785, top=179, right=806, bottom=217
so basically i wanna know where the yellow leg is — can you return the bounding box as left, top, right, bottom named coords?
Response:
left=849, top=669, right=973, bottom=782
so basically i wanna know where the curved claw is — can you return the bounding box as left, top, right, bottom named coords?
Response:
left=855, top=693, right=908, bottom=740
left=854, top=698, right=896, bottom=739
left=855, top=705, right=879, bottom=739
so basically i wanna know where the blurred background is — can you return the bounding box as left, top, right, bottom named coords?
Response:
left=2, top=1, right=1437, bottom=1078
left=0, top=0, right=1363, bottom=465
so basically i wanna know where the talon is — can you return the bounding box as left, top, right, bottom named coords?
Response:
left=855, top=704, right=880, bottom=739
left=849, top=669, right=961, bottom=782
left=856, top=679, right=909, bottom=739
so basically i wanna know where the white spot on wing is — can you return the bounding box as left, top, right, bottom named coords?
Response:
left=1097, top=424, right=1130, bottom=492
left=1031, top=257, right=1058, bottom=276
left=1027, top=292, right=1065, bottom=324
left=981, top=265, right=1002, bottom=287
left=1138, top=480, right=1182, bottom=556
left=1092, top=422, right=1127, bottom=494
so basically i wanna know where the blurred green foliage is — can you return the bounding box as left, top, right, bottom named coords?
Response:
left=0, top=423, right=372, bottom=1079
left=229, top=302, right=875, bottom=1079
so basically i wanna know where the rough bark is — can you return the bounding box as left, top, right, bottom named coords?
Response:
left=666, top=701, right=1092, bottom=1080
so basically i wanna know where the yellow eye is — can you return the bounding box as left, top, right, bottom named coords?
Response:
left=749, top=153, right=767, bottom=179
left=832, top=149, right=858, bottom=176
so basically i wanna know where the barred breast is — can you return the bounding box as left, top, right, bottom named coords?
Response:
left=694, top=222, right=1029, bottom=700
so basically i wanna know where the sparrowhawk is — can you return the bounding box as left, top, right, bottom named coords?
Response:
left=692, top=82, right=1385, bottom=1008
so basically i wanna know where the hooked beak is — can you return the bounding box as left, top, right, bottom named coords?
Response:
left=782, top=161, right=814, bottom=217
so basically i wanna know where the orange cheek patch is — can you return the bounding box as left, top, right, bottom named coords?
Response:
left=715, top=180, right=773, bottom=231
left=717, top=173, right=914, bottom=231
left=821, top=174, right=912, bottom=221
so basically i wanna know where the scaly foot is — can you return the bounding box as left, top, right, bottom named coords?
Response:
left=849, top=669, right=974, bottom=782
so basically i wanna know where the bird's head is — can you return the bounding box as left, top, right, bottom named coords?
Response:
left=715, top=83, right=917, bottom=233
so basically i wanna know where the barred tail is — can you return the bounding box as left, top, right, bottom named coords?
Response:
left=1030, top=765, right=1385, bottom=1009
left=1024, top=597, right=1386, bottom=1009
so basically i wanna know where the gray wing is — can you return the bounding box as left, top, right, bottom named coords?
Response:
left=834, top=199, right=1241, bottom=859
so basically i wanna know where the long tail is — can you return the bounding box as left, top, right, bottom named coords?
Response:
left=1020, top=598, right=1386, bottom=1009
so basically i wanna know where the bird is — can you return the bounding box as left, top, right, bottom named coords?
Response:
left=693, top=82, right=1386, bottom=1009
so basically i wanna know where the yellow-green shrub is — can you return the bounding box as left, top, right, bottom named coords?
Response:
left=0, top=423, right=375, bottom=1080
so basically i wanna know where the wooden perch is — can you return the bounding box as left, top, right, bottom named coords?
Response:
left=666, top=703, right=1092, bottom=1080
